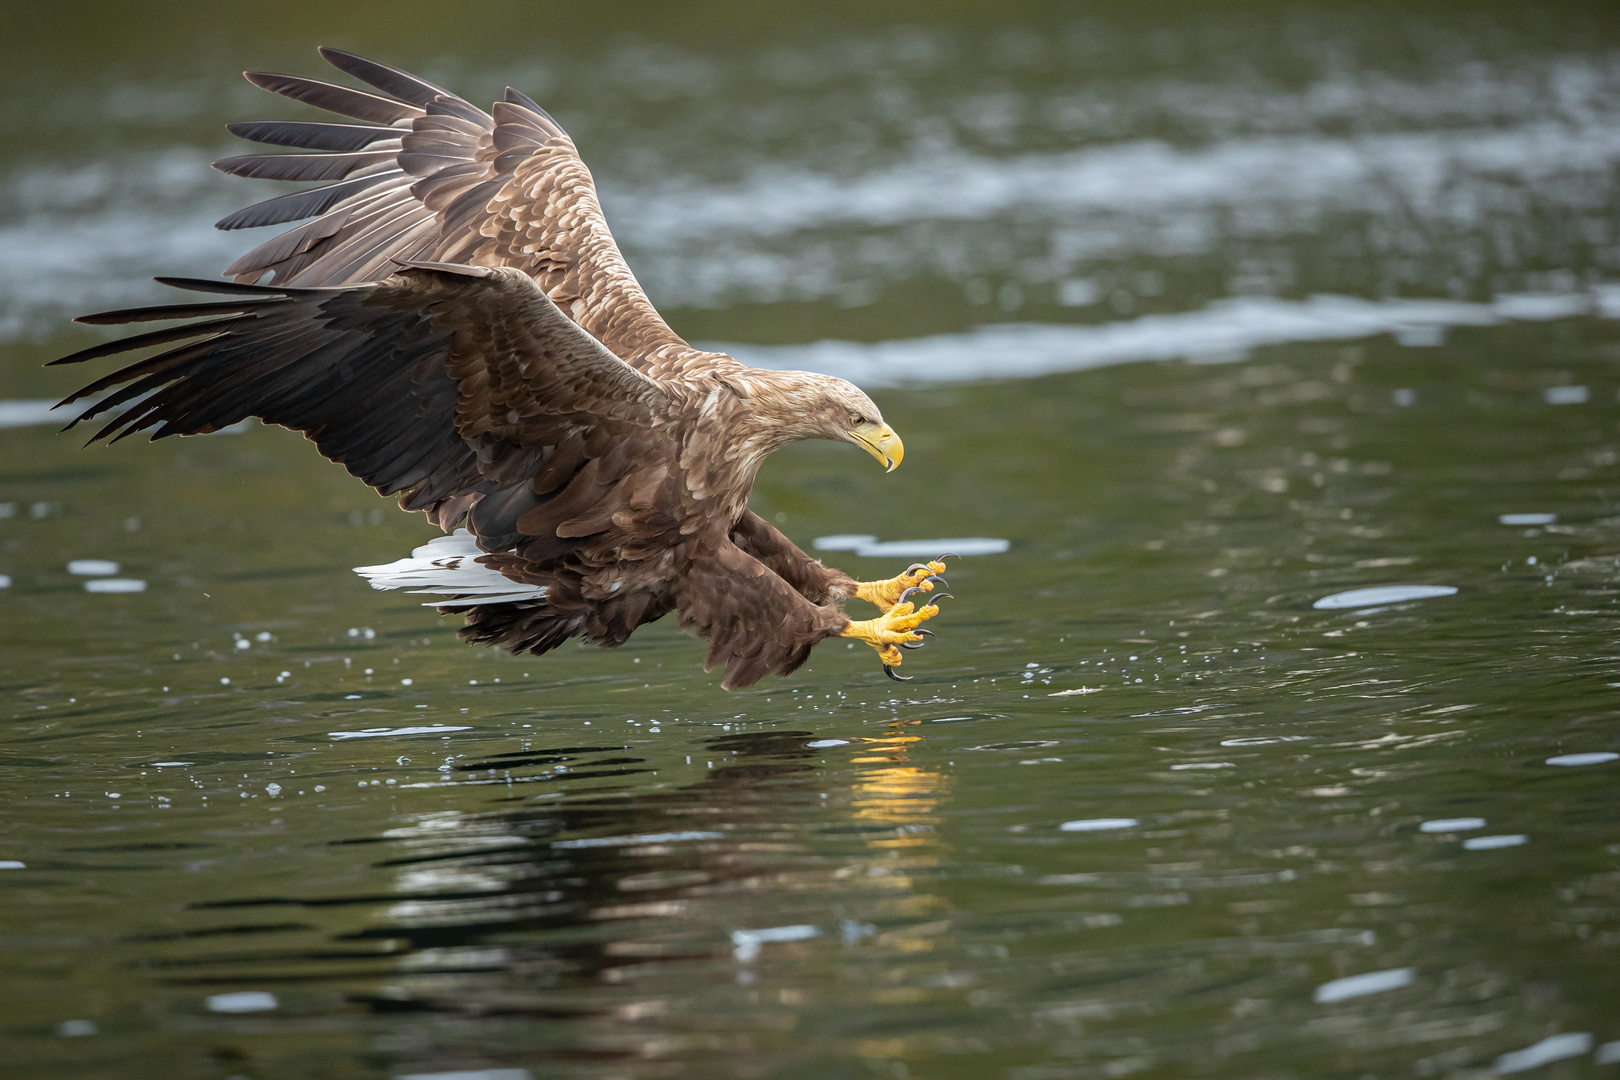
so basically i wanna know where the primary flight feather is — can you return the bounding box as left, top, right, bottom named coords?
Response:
left=53, top=48, right=951, bottom=689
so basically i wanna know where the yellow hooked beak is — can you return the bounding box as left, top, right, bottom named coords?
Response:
left=851, top=422, right=904, bottom=472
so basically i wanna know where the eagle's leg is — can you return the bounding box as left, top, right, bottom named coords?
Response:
left=854, top=559, right=948, bottom=610
left=841, top=595, right=944, bottom=667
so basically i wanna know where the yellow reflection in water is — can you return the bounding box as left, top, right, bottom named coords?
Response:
left=851, top=722, right=949, bottom=865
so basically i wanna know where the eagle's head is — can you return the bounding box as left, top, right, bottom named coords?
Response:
left=801, top=373, right=904, bottom=472
left=729, top=369, right=904, bottom=472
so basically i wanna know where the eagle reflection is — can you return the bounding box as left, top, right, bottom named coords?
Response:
left=188, top=726, right=950, bottom=1075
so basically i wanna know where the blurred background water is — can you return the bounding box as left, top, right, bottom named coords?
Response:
left=3, top=3, right=1620, bottom=1078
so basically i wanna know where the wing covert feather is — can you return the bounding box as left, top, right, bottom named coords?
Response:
left=219, top=49, right=689, bottom=365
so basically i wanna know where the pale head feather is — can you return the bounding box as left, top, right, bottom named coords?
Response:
left=739, top=370, right=884, bottom=445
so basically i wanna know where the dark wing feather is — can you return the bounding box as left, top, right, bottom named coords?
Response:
left=225, top=120, right=403, bottom=152
left=212, top=150, right=398, bottom=183
left=317, top=47, right=453, bottom=107
left=675, top=540, right=850, bottom=690
left=215, top=49, right=690, bottom=365
left=730, top=511, right=858, bottom=604
left=53, top=266, right=670, bottom=531
left=216, top=172, right=402, bottom=230
left=242, top=70, right=420, bottom=124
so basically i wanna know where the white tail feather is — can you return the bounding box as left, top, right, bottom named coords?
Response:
left=353, top=529, right=547, bottom=608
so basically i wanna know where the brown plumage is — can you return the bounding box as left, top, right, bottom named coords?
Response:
left=52, top=48, right=944, bottom=690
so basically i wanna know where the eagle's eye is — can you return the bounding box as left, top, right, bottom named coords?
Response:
left=851, top=413, right=866, bottom=426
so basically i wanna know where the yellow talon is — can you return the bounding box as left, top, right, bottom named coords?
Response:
left=841, top=597, right=942, bottom=667
left=854, top=560, right=948, bottom=609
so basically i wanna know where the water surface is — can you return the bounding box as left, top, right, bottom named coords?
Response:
left=3, top=4, right=1620, bottom=1078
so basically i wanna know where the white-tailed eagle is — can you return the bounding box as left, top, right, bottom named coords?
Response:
left=53, top=48, right=951, bottom=689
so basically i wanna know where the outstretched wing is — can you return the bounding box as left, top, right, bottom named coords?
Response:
left=51, top=264, right=668, bottom=535
left=216, top=48, right=687, bottom=363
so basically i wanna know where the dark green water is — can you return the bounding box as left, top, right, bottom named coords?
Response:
left=3, top=5, right=1620, bottom=1078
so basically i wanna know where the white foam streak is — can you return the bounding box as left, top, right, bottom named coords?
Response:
left=1313, top=967, right=1415, bottom=1004
left=327, top=725, right=472, bottom=741
left=1314, top=584, right=1458, bottom=610
left=1495, top=1033, right=1593, bottom=1074
left=0, top=400, right=62, bottom=429
left=205, top=991, right=277, bottom=1014
left=1463, top=834, right=1528, bottom=851
left=1420, top=817, right=1486, bottom=833
left=1059, top=817, right=1139, bottom=832
left=84, top=579, right=146, bottom=594
left=617, top=125, right=1620, bottom=246
left=731, top=923, right=820, bottom=961
left=1546, top=751, right=1618, bottom=766
left=812, top=534, right=1009, bottom=556
left=716, top=292, right=1612, bottom=388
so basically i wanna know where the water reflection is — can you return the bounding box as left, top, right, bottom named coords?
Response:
left=162, top=730, right=949, bottom=1076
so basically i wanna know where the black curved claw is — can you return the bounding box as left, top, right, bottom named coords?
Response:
left=904, top=562, right=929, bottom=574
left=884, top=664, right=913, bottom=682
left=900, top=629, right=932, bottom=650
left=921, top=592, right=954, bottom=609
left=923, top=574, right=948, bottom=589
left=936, top=552, right=960, bottom=562
left=896, top=586, right=925, bottom=607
